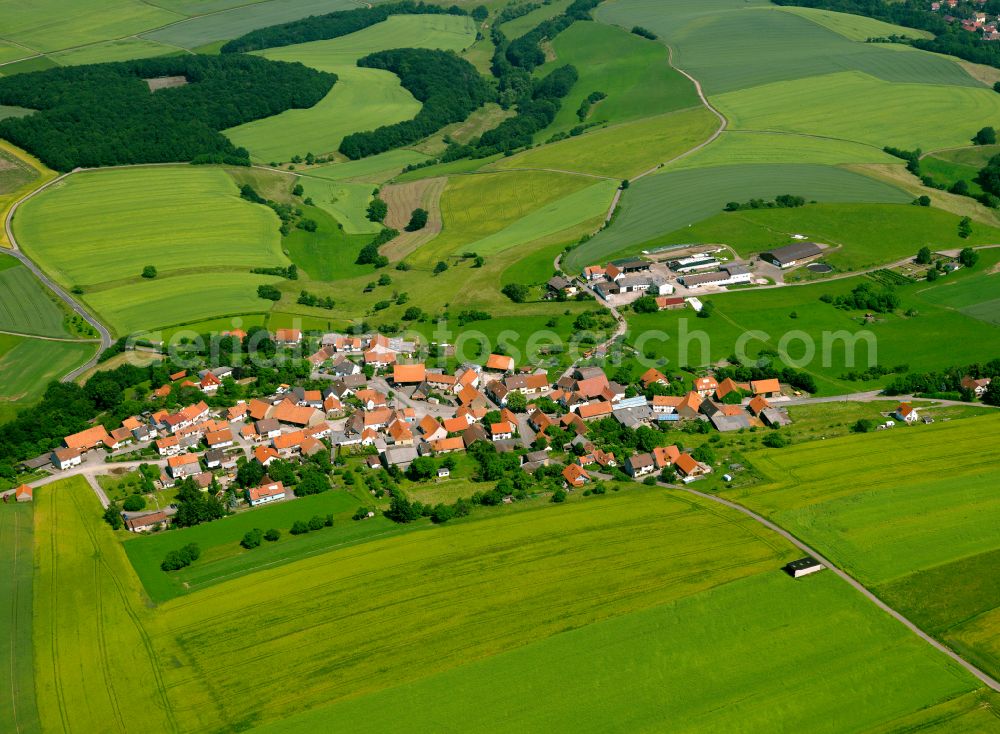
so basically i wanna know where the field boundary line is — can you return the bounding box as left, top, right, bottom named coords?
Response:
left=0, top=327, right=100, bottom=343
left=678, top=485, right=1000, bottom=693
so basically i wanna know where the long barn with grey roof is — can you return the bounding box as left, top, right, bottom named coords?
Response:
left=760, top=242, right=823, bottom=269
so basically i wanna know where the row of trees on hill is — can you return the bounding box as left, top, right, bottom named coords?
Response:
left=339, top=49, right=493, bottom=159
left=220, top=1, right=467, bottom=53
left=0, top=55, right=334, bottom=171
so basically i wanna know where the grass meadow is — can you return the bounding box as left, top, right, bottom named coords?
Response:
left=532, top=20, right=700, bottom=139
left=673, top=131, right=898, bottom=170
left=0, top=503, right=41, bottom=734
left=125, top=489, right=378, bottom=603
left=596, top=0, right=979, bottom=96
left=282, top=203, right=374, bottom=280
left=491, top=106, right=720, bottom=179
left=912, top=253, right=1000, bottom=326
left=224, top=14, right=477, bottom=163
left=307, top=149, right=430, bottom=183
left=565, top=164, right=909, bottom=272
left=256, top=572, right=980, bottom=734
left=297, top=177, right=382, bottom=235
left=0, top=141, right=53, bottom=249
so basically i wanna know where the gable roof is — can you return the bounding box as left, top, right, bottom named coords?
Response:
left=248, top=481, right=285, bottom=502
left=751, top=378, right=780, bottom=395
left=485, top=354, right=515, bottom=372
left=563, top=463, right=589, bottom=485
left=393, top=364, right=426, bottom=384
left=640, top=368, right=667, bottom=387
left=64, top=425, right=113, bottom=450
left=578, top=401, right=612, bottom=419
left=271, top=400, right=319, bottom=426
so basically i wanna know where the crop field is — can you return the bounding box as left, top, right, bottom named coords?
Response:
left=626, top=271, right=1000, bottom=390
left=635, top=203, right=1000, bottom=273
left=259, top=571, right=981, bottom=734
left=307, top=149, right=430, bottom=183
left=0, top=41, right=30, bottom=64
left=225, top=15, right=477, bottom=163
left=84, top=271, right=282, bottom=334
left=672, top=131, right=897, bottom=170
left=0, top=336, right=96, bottom=421
left=933, top=144, right=1000, bottom=168
left=49, top=38, right=177, bottom=66
left=411, top=170, right=599, bottom=266
left=532, top=20, right=700, bottom=139
left=0, top=259, right=71, bottom=337
left=141, top=0, right=358, bottom=50
left=714, top=71, right=1000, bottom=151
left=491, top=106, right=719, bottom=179
left=0, top=503, right=41, bottom=734
left=0, top=142, right=52, bottom=249
left=15, top=167, right=286, bottom=288
left=596, top=0, right=979, bottom=96
left=31, top=477, right=176, bottom=734
left=125, top=489, right=374, bottom=603
left=147, top=488, right=800, bottom=732
left=379, top=177, right=446, bottom=261
left=0, top=0, right=180, bottom=53
left=773, top=6, right=933, bottom=42
left=564, top=164, right=909, bottom=273
left=911, top=251, right=1000, bottom=326
left=499, top=0, right=572, bottom=38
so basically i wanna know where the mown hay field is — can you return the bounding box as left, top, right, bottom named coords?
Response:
left=596, top=0, right=979, bottom=96
left=0, top=503, right=41, bottom=734
left=225, top=14, right=477, bottom=163
left=254, top=572, right=981, bottom=734
left=714, top=71, right=1000, bottom=151
left=564, top=164, right=909, bottom=273
left=532, top=20, right=700, bottom=139
left=491, top=106, right=719, bottom=179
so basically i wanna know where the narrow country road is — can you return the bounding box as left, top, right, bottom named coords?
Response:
left=678, top=485, right=1000, bottom=694
left=3, top=171, right=113, bottom=381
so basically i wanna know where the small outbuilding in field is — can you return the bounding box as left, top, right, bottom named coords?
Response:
left=784, top=556, right=825, bottom=579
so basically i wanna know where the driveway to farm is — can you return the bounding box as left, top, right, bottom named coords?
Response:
left=3, top=171, right=113, bottom=381
left=677, top=484, right=1000, bottom=693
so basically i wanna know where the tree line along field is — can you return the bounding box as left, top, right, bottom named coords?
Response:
left=726, top=414, right=1000, bottom=684
left=24, top=478, right=997, bottom=734
left=224, top=14, right=478, bottom=163
left=564, top=164, right=910, bottom=273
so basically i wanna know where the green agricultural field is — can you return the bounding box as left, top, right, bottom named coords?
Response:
left=283, top=203, right=375, bottom=280
left=140, top=0, right=357, bottom=50
left=491, top=106, right=719, bottom=179
left=0, top=259, right=72, bottom=337
left=148, top=488, right=799, bottom=732
left=0, top=141, right=52, bottom=249
left=531, top=20, right=700, bottom=139
left=32, top=476, right=176, bottom=734
left=454, top=178, right=617, bottom=257
left=224, top=14, right=477, bottom=163
left=774, top=6, right=933, bottom=42
left=564, top=164, right=909, bottom=273
left=15, top=167, right=286, bottom=288
left=714, top=71, right=1000, bottom=151
left=0, top=104, right=34, bottom=121
left=0, top=503, right=41, bottom=734
left=307, top=149, right=430, bottom=183
left=625, top=272, right=1000, bottom=391
left=623, top=203, right=1000, bottom=273
left=49, top=38, right=177, bottom=66
left=499, top=0, right=572, bottom=38
left=0, top=335, right=96, bottom=421
left=411, top=170, right=598, bottom=267
left=0, top=41, right=31, bottom=64
left=500, top=240, right=566, bottom=286
left=673, top=131, right=898, bottom=170
left=0, top=0, right=180, bottom=53
left=259, top=571, right=981, bottom=734
left=920, top=155, right=983, bottom=196
left=297, top=177, right=382, bottom=235
left=932, top=144, right=1000, bottom=168
left=125, top=489, right=376, bottom=603
left=728, top=415, right=1000, bottom=680
left=596, top=0, right=980, bottom=96
left=83, top=271, right=283, bottom=334
left=910, top=249, right=1000, bottom=326
left=138, top=313, right=268, bottom=345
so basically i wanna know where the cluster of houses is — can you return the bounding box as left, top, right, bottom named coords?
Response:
left=931, top=0, right=1000, bottom=38
left=581, top=258, right=674, bottom=301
